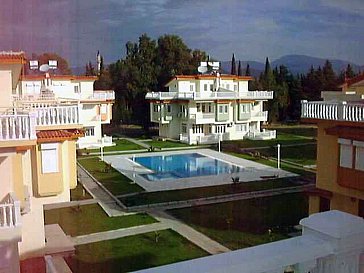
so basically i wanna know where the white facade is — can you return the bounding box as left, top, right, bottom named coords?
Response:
left=15, top=74, right=115, bottom=148
left=146, top=74, right=276, bottom=144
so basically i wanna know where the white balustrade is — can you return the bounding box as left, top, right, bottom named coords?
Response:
left=246, top=129, right=276, bottom=140
left=301, top=100, right=364, bottom=123
left=146, top=90, right=274, bottom=100
left=0, top=113, right=37, bottom=141
left=89, top=90, right=115, bottom=100
left=35, top=105, right=79, bottom=126
left=0, top=193, right=21, bottom=229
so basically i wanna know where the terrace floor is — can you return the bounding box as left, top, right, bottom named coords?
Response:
left=103, top=149, right=297, bottom=192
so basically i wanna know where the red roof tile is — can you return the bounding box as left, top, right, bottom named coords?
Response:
left=21, top=75, right=97, bottom=81
left=0, top=51, right=27, bottom=64
left=37, top=129, right=85, bottom=142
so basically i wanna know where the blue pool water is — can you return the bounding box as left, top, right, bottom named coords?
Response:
left=133, top=153, right=241, bottom=181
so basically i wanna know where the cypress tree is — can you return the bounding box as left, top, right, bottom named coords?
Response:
left=245, top=63, right=251, bottom=76
left=231, top=53, right=236, bottom=75
left=237, top=60, right=242, bottom=76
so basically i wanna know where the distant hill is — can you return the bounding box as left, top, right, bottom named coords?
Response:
left=221, top=55, right=363, bottom=77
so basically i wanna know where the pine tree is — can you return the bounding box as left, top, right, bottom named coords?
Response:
left=231, top=53, right=236, bottom=75
left=345, top=64, right=356, bottom=79
left=245, top=63, right=251, bottom=76
left=322, top=60, right=338, bottom=90
left=237, top=60, right=242, bottom=76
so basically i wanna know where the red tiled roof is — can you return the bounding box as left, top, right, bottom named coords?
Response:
left=166, top=74, right=253, bottom=86
left=340, top=72, right=364, bottom=88
left=0, top=51, right=27, bottom=64
left=37, top=129, right=84, bottom=142
left=21, top=75, right=97, bottom=81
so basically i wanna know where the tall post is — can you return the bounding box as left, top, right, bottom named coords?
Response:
left=277, top=144, right=281, bottom=169
left=218, top=134, right=221, bottom=152
left=100, top=138, right=104, bottom=161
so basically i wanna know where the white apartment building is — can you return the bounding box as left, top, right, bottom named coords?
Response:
left=15, top=73, right=114, bottom=148
left=146, top=71, right=276, bottom=145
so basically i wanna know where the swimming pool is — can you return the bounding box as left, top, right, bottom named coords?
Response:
left=133, top=153, right=242, bottom=181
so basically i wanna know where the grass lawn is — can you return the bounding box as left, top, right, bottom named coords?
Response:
left=272, top=125, right=317, bottom=138
left=78, top=157, right=144, bottom=195
left=141, top=139, right=191, bottom=149
left=228, top=152, right=315, bottom=176
left=86, top=139, right=144, bottom=153
left=66, top=229, right=208, bottom=273
left=169, top=193, right=308, bottom=250
left=245, top=143, right=317, bottom=166
left=120, top=178, right=301, bottom=207
left=44, top=204, right=157, bottom=237
left=223, top=132, right=315, bottom=150
left=70, top=183, right=93, bottom=201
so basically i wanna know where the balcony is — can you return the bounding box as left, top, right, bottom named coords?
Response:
left=146, top=90, right=273, bottom=101
left=301, top=100, right=364, bottom=123
left=189, top=112, right=216, bottom=124
left=251, top=111, right=268, bottom=121
left=0, top=112, right=37, bottom=141
left=87, top=90, right=115, bottom=101
left=0, top=192, right=21, bottom=241
left=35, top=105, right=80, bottom=127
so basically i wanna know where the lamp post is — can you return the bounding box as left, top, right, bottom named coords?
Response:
left=100, top=137, right=104, bottom=161
left=277, top=143, right=281, bottom=169
left=218, top=133, right=222, bottom=152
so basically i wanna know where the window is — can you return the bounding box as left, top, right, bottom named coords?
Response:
left=196, top=103, right=201, bottom=112
left=85, top=127, right=95, bottom=136
left=40, top=143, right=59, bottom=174
left=100, top=104, right=107, bottom=114
left=236, top=124, right=247, bottom=132
left=319, top=197, right=330, bottom=212
left=204, top=84, right=208, bottom=91
left=241, top=103, right=251, bottom=113
left=74, top=85, right=80, bottom=93
left=210, top=84, right=214, bottom=91
left=190, top=84, right=194, bottom=91
left=202, top=104, right=206, bottom=113
left=215, top=125, right=226, bottom=133
left=166, top=104, right=171, bottom=113
left=354, top=141, right=364, bottom=171
left=234, top=85, right=238, bottom=91
left=339, top=138, right=353, bottom=168
left=153, top=104, right=159, bottom=112
left=192, top=124, right=203, bottom=134
left=219, top=105, right=223, bottom=113
left=225, top=105, right=228, bottom=113
left=182, top=124, right=187, bottom=134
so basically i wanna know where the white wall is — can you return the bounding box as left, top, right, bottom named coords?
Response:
left=0, top=70, right=13, bottom=107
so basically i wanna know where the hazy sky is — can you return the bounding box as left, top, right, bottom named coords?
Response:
left=1, top=0, right=363, bottom=67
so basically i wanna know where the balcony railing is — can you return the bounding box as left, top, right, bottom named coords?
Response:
left=301, top=100, right=364, bottom=122
left=146, top=90, right=273, bottom=100
left=88, top=90, right=115, bottom=100
left=35, top=105, right=80, bottom=126
left=0, top=193, right=21, bottom=229
left=245, top=129, right=276, bottom=140
left=0, top=112, right=37, bottom=141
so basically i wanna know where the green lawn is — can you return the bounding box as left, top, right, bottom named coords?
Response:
left=223, top=132, right=315, bottom=150
left=141, top=139, right=191, bottom=149
left=78, top=157, right=144, bottom=195
left=273, top=125, right=317, bottom=138
left=86, top=139, right=145, bottom=152
left=228, top=152, right=314, bottom=176
left=245, top=143, right=317, bottom=166
left=120, top=178, right=300, bottom=207
left=66, top=229, right=208, bottom=273
left=70, top=183, right=93, bottom=201
left=44, top=204, right=157, bottom=237
left=169, top=193, right=308, bottom=250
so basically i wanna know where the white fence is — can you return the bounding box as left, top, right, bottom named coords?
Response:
left=301, top=100, right=364, bottom=122
left=89, top=90, right=115, bottom=100
left=0, top=193, right=21, bottom=229
left=146, top=90, right=273, bottom=100
left=0, top=113, right=37, bottom=141
left=245, top=129, right=276, bottom=140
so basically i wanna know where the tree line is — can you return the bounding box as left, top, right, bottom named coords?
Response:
left=86, top=34, right=359, bottom=126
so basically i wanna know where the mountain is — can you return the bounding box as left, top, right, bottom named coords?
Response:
left=221, top=55, right=363, bottom=77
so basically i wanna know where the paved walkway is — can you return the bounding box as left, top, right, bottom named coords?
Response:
left=77, top=164, right=127, bottom=216
left=149, top=210, right=230, bottom=255
left=72, top=222, right=169, bottom=245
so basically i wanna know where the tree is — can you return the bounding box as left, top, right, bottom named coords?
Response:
left=245, top=63, right=251, bottom=76
left=345, top=64, right=356, bottom=79
left=237, top=60, right=242, bottom=76
left=85, top=61, right=96, bottom=76
left=231, top=53, right=236, bottom=75
left=322, top=60, right=338, bottom=90
left=32, top=52, right=72, bottom=74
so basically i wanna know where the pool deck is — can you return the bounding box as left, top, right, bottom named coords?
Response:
left=103, top=149, right=297, bottom=192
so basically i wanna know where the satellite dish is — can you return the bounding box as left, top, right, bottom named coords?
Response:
left=198, top=66, right=208, bottom=74
left=39, top=64, right=50, bottom=72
